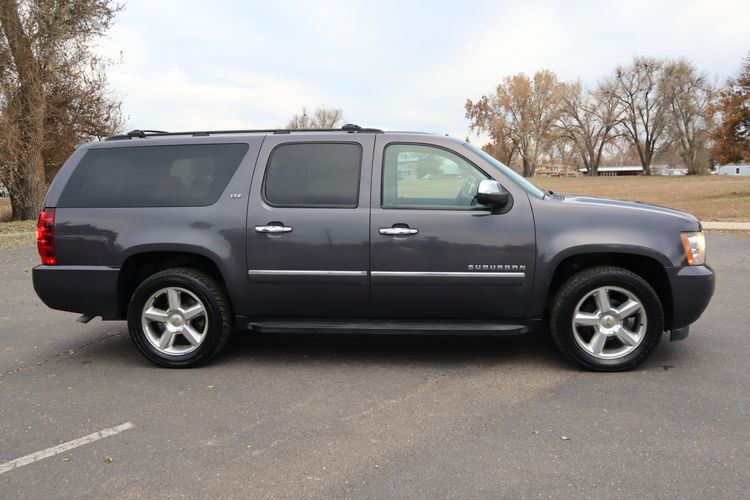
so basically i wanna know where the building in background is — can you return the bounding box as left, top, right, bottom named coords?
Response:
left=716, top=165, right=750, bottom=176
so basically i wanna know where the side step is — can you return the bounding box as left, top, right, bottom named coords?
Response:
left=247, top=319, right=527, bottom=336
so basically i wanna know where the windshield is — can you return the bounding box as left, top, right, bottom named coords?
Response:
left=463, top=143, right=546, bottom=199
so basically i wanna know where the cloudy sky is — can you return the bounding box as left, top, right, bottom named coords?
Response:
left=99, top=0, right=750, bottom=141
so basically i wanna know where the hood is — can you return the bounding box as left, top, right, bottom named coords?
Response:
left=559, top=194, right=701, bottom=229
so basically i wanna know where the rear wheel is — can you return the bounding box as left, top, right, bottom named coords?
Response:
left=550, top=266, right=664, bottom=371
left=127, top=268, right=232, bottom=368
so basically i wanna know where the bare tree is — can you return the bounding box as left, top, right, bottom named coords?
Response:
left=0, top=0, right=122, bottom=220
left=661, top=59, right=714, bottom=174
left=556, top=80, right=620, bottom=175
left=466, top=70, right=565, bottom=176
left=611, top=57, right=671, bottom=175
left=287, top=106, right=344, bottom=129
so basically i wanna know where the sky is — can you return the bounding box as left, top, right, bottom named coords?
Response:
left=98, top=0, right=750, bottom=143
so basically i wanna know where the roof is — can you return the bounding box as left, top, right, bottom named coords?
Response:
left=577, top=165, right=645, bottom=172
left=105, top=124, right=385, bottom=141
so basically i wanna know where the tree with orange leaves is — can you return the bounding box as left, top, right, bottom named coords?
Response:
left=710, top=53, right=750, bottom=164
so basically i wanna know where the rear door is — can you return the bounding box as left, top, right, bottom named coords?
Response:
left=245, top=134, right=374, bottom=317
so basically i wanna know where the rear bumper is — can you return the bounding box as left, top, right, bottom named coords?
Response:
left=32, top=265, right=122, bottom=319
left=667, top=264, right=715, bottom=330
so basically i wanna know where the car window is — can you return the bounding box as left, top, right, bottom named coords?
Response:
left=264, top=143, right=361, bottom=208
left=382, top=144, right=489, bottom=209
left=58, top=144, right=248, bottom=208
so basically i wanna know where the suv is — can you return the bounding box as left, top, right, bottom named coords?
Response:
left=32, top=125, right=715, bottom=370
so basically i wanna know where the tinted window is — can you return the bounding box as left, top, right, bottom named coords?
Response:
left=58, top=144, right=248, bottom=208
left=264, top=143, right=361, bottom=207
left=382, top=144, right=488, bottom=209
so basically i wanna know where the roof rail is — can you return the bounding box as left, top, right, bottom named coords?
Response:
left=104, top=124, right=383, bottom=141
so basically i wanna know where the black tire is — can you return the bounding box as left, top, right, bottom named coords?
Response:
left=127, top=268, right=232, bottom=368
left=550, top=266, right=664, bottom=371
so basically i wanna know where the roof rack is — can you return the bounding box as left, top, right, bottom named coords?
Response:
left=105, top=124, right=383, bottom=141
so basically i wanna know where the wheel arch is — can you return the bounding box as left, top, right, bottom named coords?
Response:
left=543, top=251, right=673, bottom=330
left=117, top=250, right=229, bottom=318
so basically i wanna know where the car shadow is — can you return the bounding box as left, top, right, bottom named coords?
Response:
left=73, top=325, right=571, bottom=371
left=214, top=330, right=571, bottom=370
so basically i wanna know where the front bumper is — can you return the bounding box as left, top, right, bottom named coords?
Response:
left=667, top=264, right=715, bottom=330
left=32, top=265, right=122, bottom=319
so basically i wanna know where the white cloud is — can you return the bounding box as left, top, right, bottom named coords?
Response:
left=110, top=67, right=322, bottom=130
left=99, top=0, right=750, bottom=137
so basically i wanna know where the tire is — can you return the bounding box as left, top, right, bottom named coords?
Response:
left=550, top=266, right=664, bottom=371
left=127, top=268, right=233, bottom=368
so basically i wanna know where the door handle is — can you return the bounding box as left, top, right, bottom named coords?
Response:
left=255, top=224, right=293, bottom=233
left=379, top=226, right=419, bottom=236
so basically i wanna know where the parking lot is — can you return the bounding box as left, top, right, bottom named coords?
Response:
left=1, top=233, right=749, bottom=498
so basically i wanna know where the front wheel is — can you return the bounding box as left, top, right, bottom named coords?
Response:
left=127, top=268, right=233, bottom=368
left=550, top=266, right=664, bottom=371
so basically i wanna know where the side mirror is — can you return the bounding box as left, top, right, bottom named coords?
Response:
left=476, top=179, right=510, bottom=209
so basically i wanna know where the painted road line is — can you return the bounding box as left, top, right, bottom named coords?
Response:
left=0, top=421, right=135, bottom=475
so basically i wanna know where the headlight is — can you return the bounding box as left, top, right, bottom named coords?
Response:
left=681, top=231, right=706, bottom=266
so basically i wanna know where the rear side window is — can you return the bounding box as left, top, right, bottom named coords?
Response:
left=58, top=144, right=249, bottom=208
left=264, top=143, right=362, bottom=208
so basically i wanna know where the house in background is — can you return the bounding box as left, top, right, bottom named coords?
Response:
left=716, top=165, right=750, bottom=176
left=534, top=164, right=578, bottom=177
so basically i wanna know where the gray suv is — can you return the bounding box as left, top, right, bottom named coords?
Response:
left=32, top=125, right=715, bottom=370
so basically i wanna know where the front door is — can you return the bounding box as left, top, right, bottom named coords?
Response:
left=246, top=135, right=374, bottom=317
left=369, top=138, right=536, bottom=319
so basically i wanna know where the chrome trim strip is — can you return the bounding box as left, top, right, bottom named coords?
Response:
left=371, top=271, right=525, bottom=278
left=248, top=270, right=367, bottom=276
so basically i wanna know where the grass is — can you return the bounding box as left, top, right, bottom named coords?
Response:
left=0, top=219, right=36, bottom=250
left=532, top=175, right=750, bottom=222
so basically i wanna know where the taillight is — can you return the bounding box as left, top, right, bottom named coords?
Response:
left=37, top=208, right=56, bottom=265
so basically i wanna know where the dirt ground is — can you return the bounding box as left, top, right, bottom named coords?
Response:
left=533, top=175, right=750, bottom=221
left=0, top=198, right=11, bottom=222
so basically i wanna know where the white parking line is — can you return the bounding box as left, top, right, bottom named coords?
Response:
left=0, top=421, right=135, bottom=475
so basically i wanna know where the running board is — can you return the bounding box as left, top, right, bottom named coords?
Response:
left=247, top=320, right=527, bottom=336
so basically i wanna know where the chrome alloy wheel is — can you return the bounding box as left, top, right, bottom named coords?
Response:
left=571, top=286, right=647, bottom=360
left=141, top=287, right=208, bottom=356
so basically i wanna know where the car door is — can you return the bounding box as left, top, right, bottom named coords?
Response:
left=369, top=136, right=536, bottom=319
left=246, top=134, right=374, bottom=317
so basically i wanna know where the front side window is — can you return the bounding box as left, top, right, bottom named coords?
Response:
left=264, top=143, right=362, bottom=208
left=382, top=144, right=488, bottom=209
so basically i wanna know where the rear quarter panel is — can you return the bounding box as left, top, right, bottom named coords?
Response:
left=45, top=136, right=264, bottom=315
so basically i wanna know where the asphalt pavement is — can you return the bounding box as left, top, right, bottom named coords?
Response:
left=0, top=234, right=749, bottom=499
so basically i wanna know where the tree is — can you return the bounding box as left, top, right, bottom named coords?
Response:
left=611, top=57, right=671, bottom=175
left=710, top=53, right=750, bottom=164
left=287, top=106, right=344, bottom=129
left=0, top=0, right=122, bottom=220
left=662, top=59, right=714, bottom=174
left=556, top=80, right=620, bottom=175
left=466, top=70, right=565, bottom=177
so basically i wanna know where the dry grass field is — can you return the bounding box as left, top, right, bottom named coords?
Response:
left=0, top=197, right=11, bottom=222
left=533, top=175, right=750, bottom=222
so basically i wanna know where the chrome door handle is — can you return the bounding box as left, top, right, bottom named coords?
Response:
left=255, top=225, right=293, bottom=233
left=379, top=227, right=418, bottom=236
